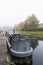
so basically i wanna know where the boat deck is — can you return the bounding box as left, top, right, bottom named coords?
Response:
left=11, top=40, right=30, bottom=52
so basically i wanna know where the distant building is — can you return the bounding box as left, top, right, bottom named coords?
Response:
left=38, top=23, right=43, bottom=28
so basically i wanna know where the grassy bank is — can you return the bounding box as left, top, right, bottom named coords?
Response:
left=20, top=31, right=43, bottom=40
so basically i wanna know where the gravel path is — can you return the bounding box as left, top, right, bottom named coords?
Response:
left=0, top=33, right=9, bottom=65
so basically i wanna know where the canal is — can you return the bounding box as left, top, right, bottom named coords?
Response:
left=33, top=40, right=43, bottom=65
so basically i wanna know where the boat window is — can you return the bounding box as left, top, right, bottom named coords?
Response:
left=12, top=34, right=25, bottom=41
left=16, top=34, right=25, bottom=41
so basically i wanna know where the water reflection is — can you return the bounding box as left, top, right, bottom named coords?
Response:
left=33, top=40, right=43, bottom=65
left=38, top=40, right=43, bottom=46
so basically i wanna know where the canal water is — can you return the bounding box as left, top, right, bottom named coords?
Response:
left=33, top=40, right=43, bottom=65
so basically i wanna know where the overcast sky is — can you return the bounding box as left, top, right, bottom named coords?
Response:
left=0, top=0, right=43, bottom=27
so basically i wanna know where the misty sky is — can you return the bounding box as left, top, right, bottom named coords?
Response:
left=0, top=0, right=43, bottom=27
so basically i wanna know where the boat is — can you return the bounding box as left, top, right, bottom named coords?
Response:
left=5, top=31, right=33, bottom=64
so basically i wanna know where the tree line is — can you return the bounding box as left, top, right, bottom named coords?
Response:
left=16, top=14, right=43, bottom=31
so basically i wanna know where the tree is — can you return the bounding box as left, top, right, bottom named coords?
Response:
left=17, top=22, right=25, bottom=30
left=24, top=14, right=39, bottom=30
